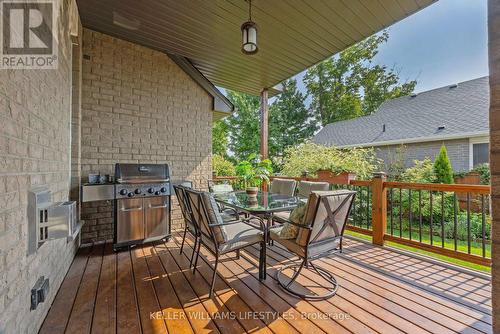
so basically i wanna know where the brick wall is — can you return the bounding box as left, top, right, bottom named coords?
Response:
left=80, top=29, right=213, bottom=243
left=0, top=1, right=81, bottom=333
left=488, top=1, right=500, bottom=332
left=375, top=138, right=471, bottom=172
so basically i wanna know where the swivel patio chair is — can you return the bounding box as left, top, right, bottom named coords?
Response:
left=173, top=184, right=199, bottom=269
left=270, top=190, right=356, bottom=300
left=185, top=188, right=267, bottom=298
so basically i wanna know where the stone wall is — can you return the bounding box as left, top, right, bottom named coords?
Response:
left=375, top=138, right=470, bottom=172
left=488, top=1, right=500, bottom=332
left=0, top=1, right=81, bottom=333
left=80, top=29, right=213, bottom=243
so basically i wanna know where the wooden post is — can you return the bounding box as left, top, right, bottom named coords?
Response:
left=371, top=172, right=387, bottom=246
left=260, top=88, right=269, bottom=159
left=488, top=1, right=500, bottom=331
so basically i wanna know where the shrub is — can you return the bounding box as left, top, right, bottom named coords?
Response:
left=280, top=143, right=381, bottom=179
left=400, top=158, right=435, bottom=183
left=472, top=163, right=490, bottom=185
left=433, top=145, right=454, bottom=184
left=212, top=154, right=236, bottom=176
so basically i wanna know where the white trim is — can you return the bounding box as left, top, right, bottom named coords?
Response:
left=336, top=131, right=489, bottom=149
left=469, top=136, right=490, bottom=170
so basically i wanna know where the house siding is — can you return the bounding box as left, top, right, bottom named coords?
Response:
left=0, top=1, right=81, bottom=333
left=80, top=29, right=213, bottom=244
left=374, top=138, right=471, bottom=172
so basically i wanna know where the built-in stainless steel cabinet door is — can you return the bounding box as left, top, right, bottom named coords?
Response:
left=117, top=198, right=144, bottom=243
left=144, top=196, right=169, bottom=240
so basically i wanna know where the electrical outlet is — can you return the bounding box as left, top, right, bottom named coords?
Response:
left=31, top=276, right=49, bottom=310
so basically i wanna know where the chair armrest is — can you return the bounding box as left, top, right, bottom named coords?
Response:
left=272, top=215, right=312, bottom=229
left=222, top=207, right=240, bottom=220
left=241, top=216, right=266, bottom=230
left=208, top=220, right=243, bottom=227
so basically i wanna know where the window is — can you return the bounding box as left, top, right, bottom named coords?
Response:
left=472, top=143, right=489, bottom=167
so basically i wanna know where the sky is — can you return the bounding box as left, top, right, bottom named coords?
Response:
left=290, top=0, right=489, bottom=100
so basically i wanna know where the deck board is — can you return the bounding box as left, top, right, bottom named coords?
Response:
left=40, top=233, right=492, bottom=334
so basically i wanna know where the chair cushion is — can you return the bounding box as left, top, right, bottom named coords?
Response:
left=211, top=183, right=234, bottom=194
left=297, top=181, right=329, bottom=197
left=270, top=178, right=297, bottom=196
left=271, top=226, right=341, bottom=258
left=270, top=226, right=306, bottom=257
left=278, top=203, right=307, bottom=239
left=296, top=190, right=354, bottom=246
left=200, top=192, right=227, bottom=243
left=219, top=222, right=263, bottom=254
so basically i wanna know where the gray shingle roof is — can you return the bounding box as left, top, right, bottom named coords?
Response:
left=313, top=76, right=489, bottom=147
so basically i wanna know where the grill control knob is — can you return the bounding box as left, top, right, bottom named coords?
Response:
left=160, top=187, right=167, bottom=193
left=148, top=188, right=154, bottom=194
left=127, top=192, right=134, bottom=197
left=134, top=188, right=142, bottom=194
left=155, top=191, right=161, bottom=196
left=120, top=189, right=128, bottom=195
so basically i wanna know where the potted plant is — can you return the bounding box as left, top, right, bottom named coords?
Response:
left=236, top=156, right=272, bottom=197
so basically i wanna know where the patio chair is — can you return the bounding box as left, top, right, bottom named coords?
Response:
left=173, top=184, right=199, bottom=269
left=207, top=180, right=241, bottom=220
left=297, top=180, right=330, bottom=197
left=270, top=190, right=356, bottom=300
left=270, top=178, right=297, bottom=196
left=185, top=188, right=266, bottom=298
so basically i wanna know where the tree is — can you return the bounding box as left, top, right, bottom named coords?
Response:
left=212, top=120, right=229, bottom=157
left=225, top=91, right=261, bottom=161
left=433, top=145, right=454, bottom=184
left=269, top=79, right=317, bottom=165
left=304, top=31, right=416, bottom=126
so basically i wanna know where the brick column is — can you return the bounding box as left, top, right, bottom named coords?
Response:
left=489, top=1, right=500, bottom=331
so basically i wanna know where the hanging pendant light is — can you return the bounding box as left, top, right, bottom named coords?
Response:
left=241, top=0, right=258, bottom=55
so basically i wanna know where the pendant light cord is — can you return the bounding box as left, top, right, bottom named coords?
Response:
left=249, top=0, right=252, bottom=21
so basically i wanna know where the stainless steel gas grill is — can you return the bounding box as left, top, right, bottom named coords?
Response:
left=114, top=163, right=171, bottom=250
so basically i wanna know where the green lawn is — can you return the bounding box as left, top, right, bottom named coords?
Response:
left=345, top=230, right=491, bottom=273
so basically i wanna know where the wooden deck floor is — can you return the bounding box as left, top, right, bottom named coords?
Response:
left=39, top=232, right=492, bottom=334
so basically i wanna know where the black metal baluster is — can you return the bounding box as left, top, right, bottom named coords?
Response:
left=482, top=194, right=486, bottom=258
left=454, top=193, right=458, bottom=251
left=390, top=188, right=394, bottom=236
left=399, top=188, right=402, bottom=238
left=430, top=191, right=433, bottom=246
left=409, top=189, right=412, bottom=240
left=467, top=192, right=471, bottom=254
left=419, top=190, right=422, bottom=243
left=441, top=191, right=445, bottom=248
left=366, top=187, right=370, bottom=229
left=352, top=186, right=357, bottom=227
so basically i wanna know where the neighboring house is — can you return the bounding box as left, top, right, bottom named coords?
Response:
left=313, top=77, right=489, bottom=172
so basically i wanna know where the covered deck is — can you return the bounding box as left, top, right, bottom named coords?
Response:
left=40, top=233, right=491, bottom=334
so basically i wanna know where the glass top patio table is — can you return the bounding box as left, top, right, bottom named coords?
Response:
left=213, top=190, right=303, bottom=214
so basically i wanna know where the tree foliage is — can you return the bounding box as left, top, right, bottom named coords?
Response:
left=269, top=79, right=317, bottom=163
left=304, top=31, right=416, bottom=126
left=433, top=145, right=454, bottom=184
left=212, top=154, right=236, bottom=176
left=212, top=120, right=229, bottom=157
left=225, top=91, right=261, bottom=161
left=280, top=143, right=381, bottom=180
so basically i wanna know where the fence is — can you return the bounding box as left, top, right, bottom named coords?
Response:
left=212, top=172, right=492, bottom=267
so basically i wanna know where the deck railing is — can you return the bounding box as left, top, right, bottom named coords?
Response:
left=211, top=173, right=492, bottom=266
